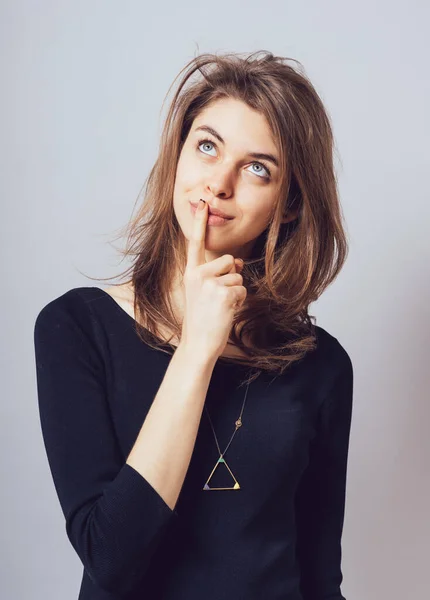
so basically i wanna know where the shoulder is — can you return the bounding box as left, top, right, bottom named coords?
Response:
left=34, top=286, right=103, bottom=339
left=33, top=289, right=109, bottom=388
left=311, top=323, right=353, bottom=382
left=35, top=286, right=98, bottom=318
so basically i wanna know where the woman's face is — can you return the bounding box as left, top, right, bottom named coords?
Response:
left=173, top=97, right=296, bottom=262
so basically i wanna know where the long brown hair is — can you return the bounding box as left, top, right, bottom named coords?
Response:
left=84, top=50, right=349, bottom=386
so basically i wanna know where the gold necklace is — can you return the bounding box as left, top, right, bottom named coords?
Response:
left=202, top=381, right=251, bottom=491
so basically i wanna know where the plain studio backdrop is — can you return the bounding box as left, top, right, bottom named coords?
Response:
left=1, top=1, right=429, bottom=598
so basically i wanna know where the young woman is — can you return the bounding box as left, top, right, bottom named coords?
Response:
left=34, top=50, right=354, bottom=600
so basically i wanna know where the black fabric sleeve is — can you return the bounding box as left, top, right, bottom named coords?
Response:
left=33, top=296, right=178, bottom=595
left=294, top=347, right=354, bottom=600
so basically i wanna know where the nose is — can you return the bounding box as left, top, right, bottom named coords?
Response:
left=205, top=161, right=236, bottom=198
left=204, top=166, right=235, bottom=200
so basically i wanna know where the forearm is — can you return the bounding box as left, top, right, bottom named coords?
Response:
left=126, top=342, right=216, bottom=511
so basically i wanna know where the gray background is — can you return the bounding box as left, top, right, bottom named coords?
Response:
left=1, top=1, right=429, bottom=598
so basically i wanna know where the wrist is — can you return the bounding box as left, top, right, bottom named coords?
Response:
left=175, top=342, right=217, bottom=371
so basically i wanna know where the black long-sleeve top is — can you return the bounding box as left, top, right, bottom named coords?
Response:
left=33, top=286, right=354, bottom=600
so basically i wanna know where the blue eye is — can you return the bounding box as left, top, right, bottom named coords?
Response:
left=197, top=139, right=217, bottom=156
left=197, top=138, right=271, bottom=180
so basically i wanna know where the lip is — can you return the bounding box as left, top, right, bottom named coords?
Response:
left=189, top=202, right=233, bottom=226
left=189, top=201, right=234, bottom=220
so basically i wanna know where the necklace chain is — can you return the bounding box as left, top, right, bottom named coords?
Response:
left=204, top=381, right=250, bottom=458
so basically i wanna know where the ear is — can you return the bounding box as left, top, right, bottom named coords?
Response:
left=281, top=209, right=299, bottom=225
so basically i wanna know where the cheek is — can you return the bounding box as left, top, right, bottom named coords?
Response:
left=242, top=214, right=271, bottom=240
left=240, top=202, right=272, bottom=231
left=175, top=151, right=199, bottom=188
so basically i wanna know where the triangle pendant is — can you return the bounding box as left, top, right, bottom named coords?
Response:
left=203, top=456, right=241, bottom=490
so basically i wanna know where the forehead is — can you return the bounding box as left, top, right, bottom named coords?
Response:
left=192, top=98, right=277, bottom=150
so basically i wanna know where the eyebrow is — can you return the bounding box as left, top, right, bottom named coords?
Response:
left=194, top=125, right=280, bottom=168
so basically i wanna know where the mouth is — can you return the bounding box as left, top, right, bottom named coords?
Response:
left=189, top=201, right=234, bottom=220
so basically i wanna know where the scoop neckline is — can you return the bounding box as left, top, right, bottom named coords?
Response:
left=94, top=286, right=253, bottom=370
left=95, top=286, right=139, bottom=326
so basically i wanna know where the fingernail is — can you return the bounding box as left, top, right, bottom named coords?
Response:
left=197, top=199, right=206, bottom=212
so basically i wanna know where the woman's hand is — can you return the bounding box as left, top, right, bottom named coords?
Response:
left=180, top=200, right=247, bottom=361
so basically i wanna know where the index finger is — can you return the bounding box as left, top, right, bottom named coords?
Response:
left=186, top=199, right=208, bottom=269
